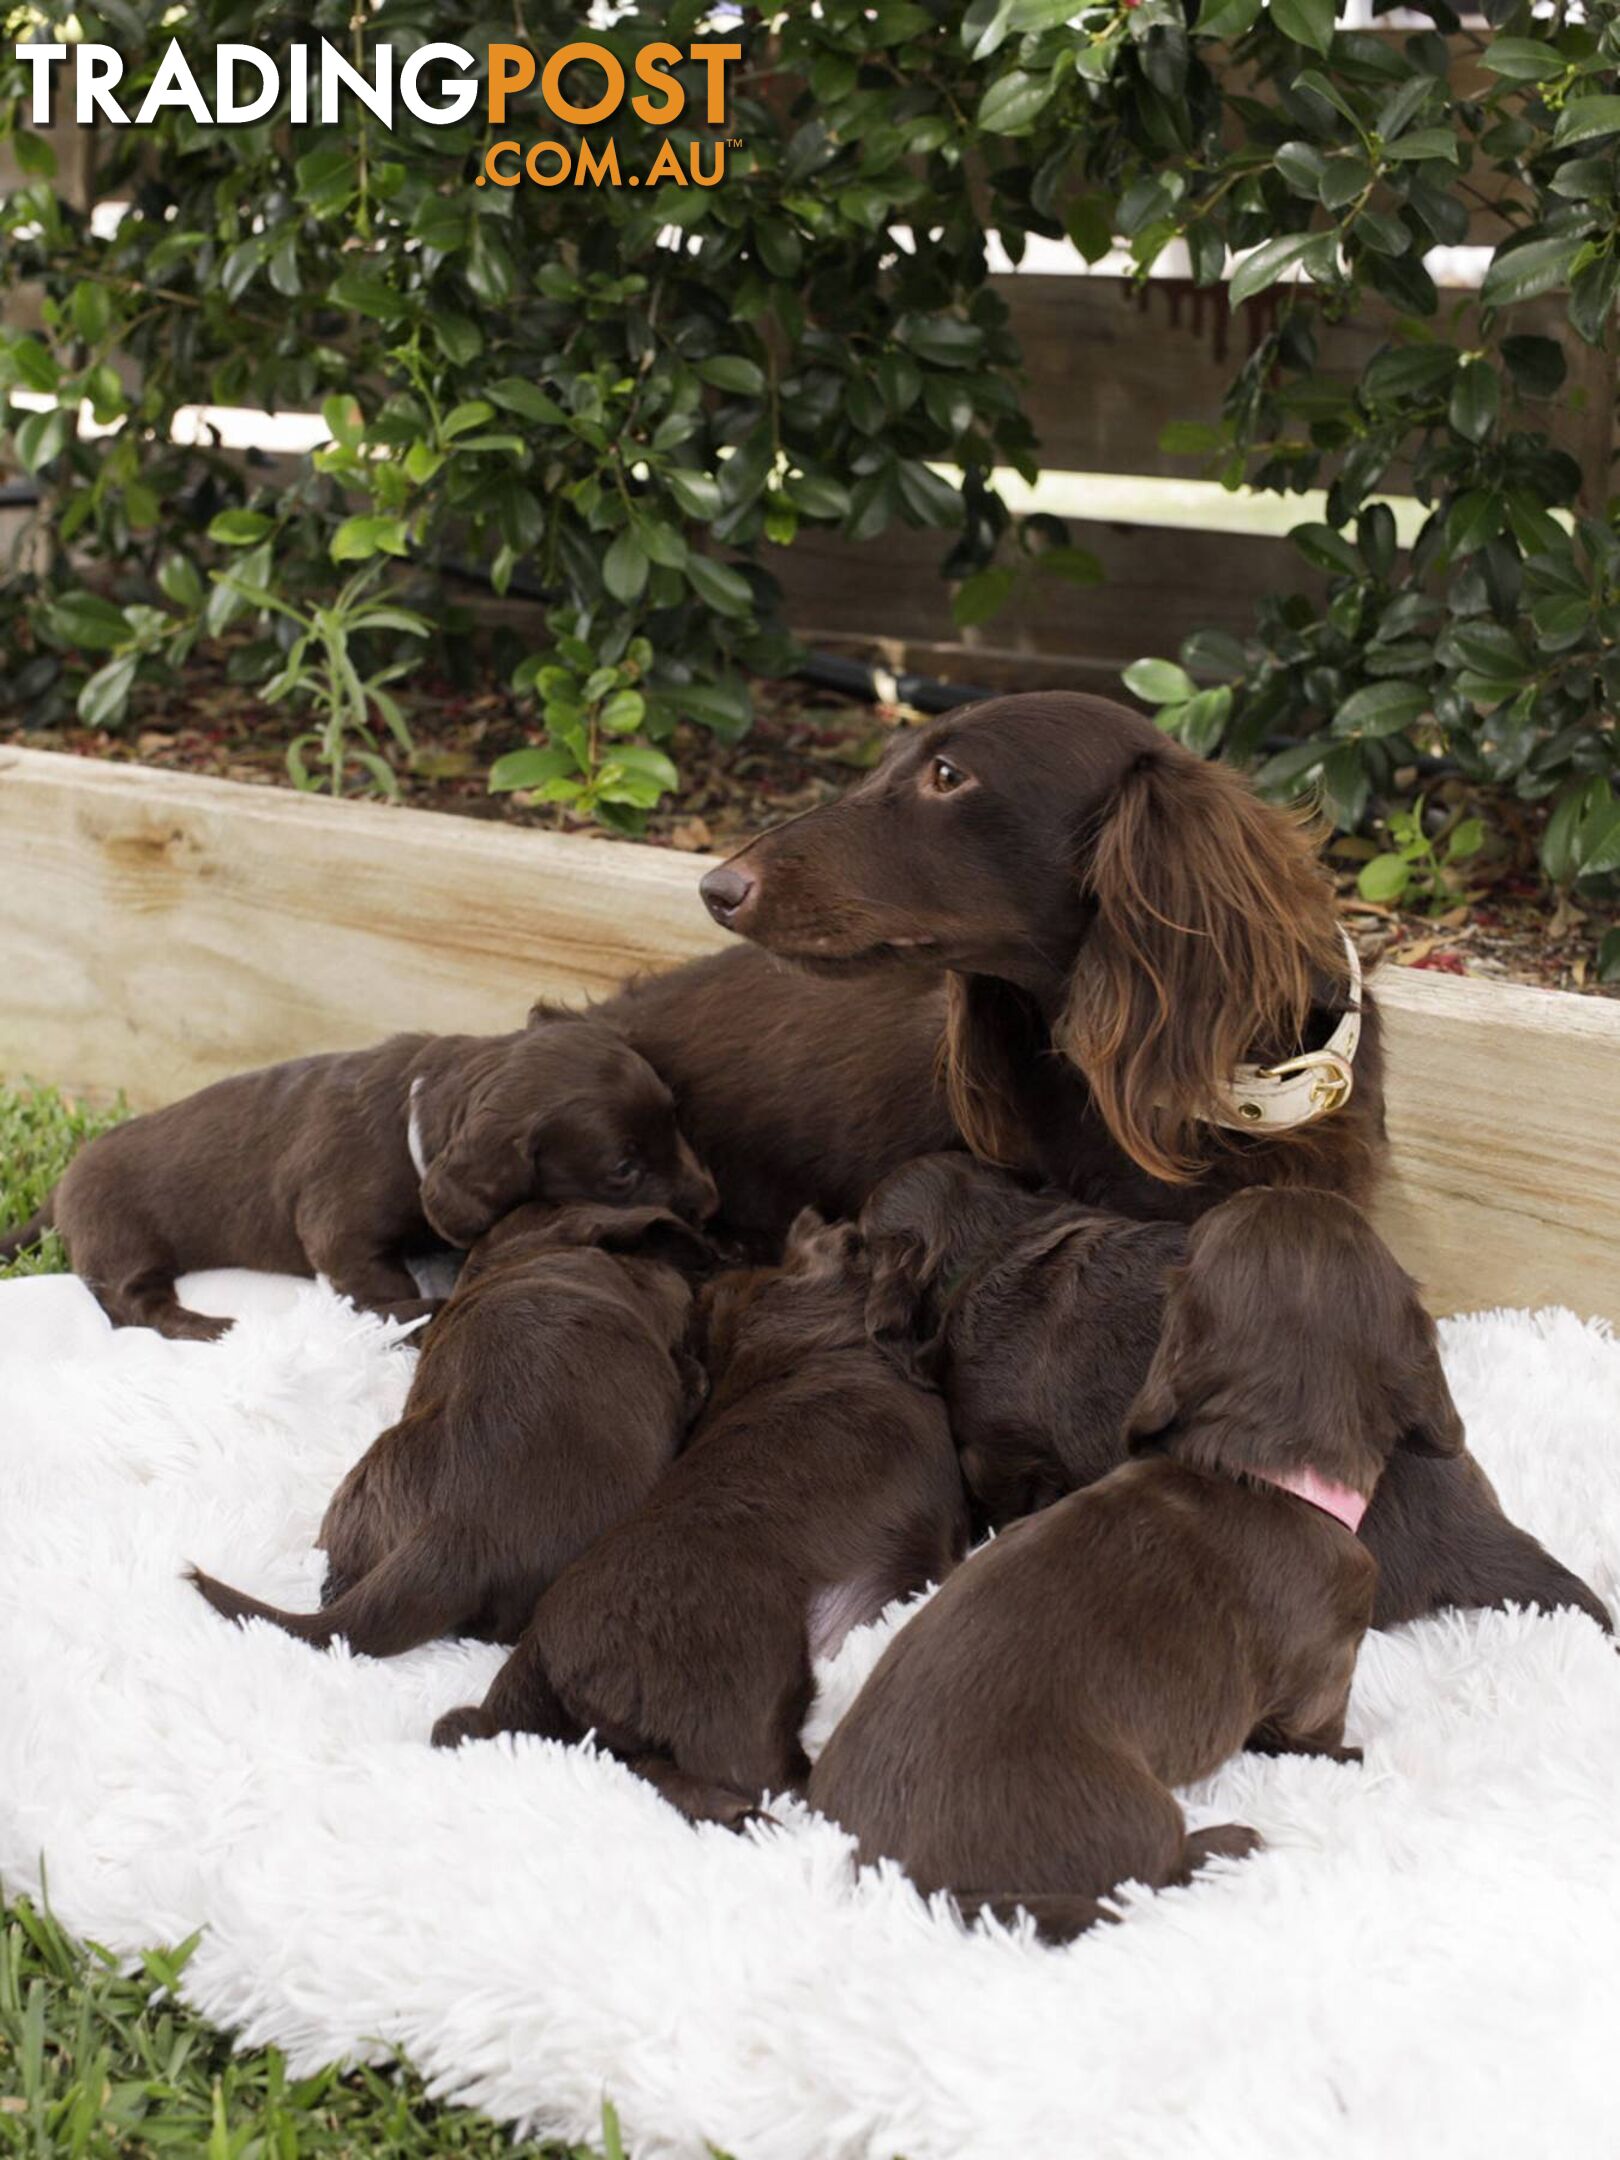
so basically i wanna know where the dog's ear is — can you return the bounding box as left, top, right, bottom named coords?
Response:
left=594, top=1207, right=715, bottom=1278
left=1057, top=749, right=1345, bottom=1184
left=941, top=976, right=1040, bottom=1171
left=863, top=1228, right=944, bottom=1387
left=1392, top=1309, right=1467, bottom=1457
left=419, top=1109, right=533, bottom=1248
left=1123, top=1268, right=1193, bottom=1452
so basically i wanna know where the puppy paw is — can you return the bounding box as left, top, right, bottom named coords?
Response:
left=431, top=1706, right=494, bottom=1749
left=1185, top=1822, right=1263, bottom=1871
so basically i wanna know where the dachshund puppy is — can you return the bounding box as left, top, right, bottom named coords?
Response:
left=861, top=1152, right=1187, bottom=1529
left=862, top=1154, right=1610, bottom=1634
left=189, top=1201, right=713, bottom=1654
left=2, top=1006, right=717, bottom=1339
left=810, top=1188, right=1459, bottom=1944
left=431, top=1211, right=969, bottom=1826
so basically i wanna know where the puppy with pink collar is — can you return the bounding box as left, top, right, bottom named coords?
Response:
left=809, top=1187, right=1463, bottom=1943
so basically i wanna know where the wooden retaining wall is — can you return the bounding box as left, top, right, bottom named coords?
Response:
left=3, top=744, right=1617, bottom=1326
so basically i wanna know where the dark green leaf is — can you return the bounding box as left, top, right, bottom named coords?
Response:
left=78, top=653, right=138, bottom=730
left=1292, top=522, right=1364, bottom=576
left=952, top=566, right=1016, bottom=628
left=698, top=355, right=767, bottom=397
left=1552, top=97, right=1620, bottom=150
left=978, top=68, right=1057, bottom=134
left=1479, top=37, right=1564, bottom=81
left=685, top=554, right=754, bottom=617
left=1333, top=681, right=1429, bottom=737
left=1271, top=0, right=1334, bottom=56
left=1448, top=361, right=1499, bottom=444
left=1480, top=234, right=1585, bottom=308
left=1500, top=334, right=1568, bottom=398
left=1191, top=0, right=1262, bottom=37
left=665, top=469, right=724, bottom=522
left=603, top=529, right=650, bottom=604
left=1230, top=232, right=1318, bottom=306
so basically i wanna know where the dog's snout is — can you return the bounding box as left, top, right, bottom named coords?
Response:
left=700, top=862, right=757, bottom=928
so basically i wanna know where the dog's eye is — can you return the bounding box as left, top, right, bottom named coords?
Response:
left=608, top=1155, right=640, bottom=1190
left=928, top=756, right=968, bottom=795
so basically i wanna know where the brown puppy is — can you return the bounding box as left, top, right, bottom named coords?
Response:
left=862, top=1153, right=1610, bottom=1634
left=862, top=1152, right=1187, bottom=1530
left=2, top=1007, right=717, bottom=1340
left=189, top=1201, right=712, bottom=1654
left=810, top=1188, right=1461, bottom=1944
left=431, top=1211, right=969, bottom=1826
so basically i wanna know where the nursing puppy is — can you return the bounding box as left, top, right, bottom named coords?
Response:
left=2, top=1007, right=717, bottom=1340
left=862, top=1153, right=1187, bottom=1530
left=190, top=1201, right=712, bottom=1654
left=811, top=1188, right=1456, bottom=1943
left=862, top=1153, right=1610, bottom=1634
left=431, top=1211, right=969, bottom=1826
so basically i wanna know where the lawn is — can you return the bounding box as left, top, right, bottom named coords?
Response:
left=0, top=1080, right=598, bottom=2159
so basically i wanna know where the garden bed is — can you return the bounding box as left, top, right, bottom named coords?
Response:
left=3, top=662, right=1615, bottom=1001
left=2, top=742, right=1617, bottom=1326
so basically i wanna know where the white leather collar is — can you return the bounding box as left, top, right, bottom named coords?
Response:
left=1211, top=929, right=1363, bottom=1134
left=406, top=1076, right=429, bottom=1180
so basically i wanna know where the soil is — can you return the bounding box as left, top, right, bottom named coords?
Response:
left=4, top=653, right=1614, bottom=1000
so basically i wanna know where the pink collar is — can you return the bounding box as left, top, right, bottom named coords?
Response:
left=1249, top=1464, right=1368, bottom=1535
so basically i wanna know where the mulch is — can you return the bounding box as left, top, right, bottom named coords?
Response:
left=4, top=653, right=1614, bottom=1000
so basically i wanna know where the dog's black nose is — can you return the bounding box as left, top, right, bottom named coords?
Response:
left=700, top=862, right=756, bottom=928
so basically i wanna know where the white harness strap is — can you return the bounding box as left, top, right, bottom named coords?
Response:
left=406, top=1076, right=429, bottom=1180
left=1210, top=928, right=1363, bottom=1134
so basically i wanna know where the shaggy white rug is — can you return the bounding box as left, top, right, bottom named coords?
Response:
left=2, top=1269, right=1619, bottom=2160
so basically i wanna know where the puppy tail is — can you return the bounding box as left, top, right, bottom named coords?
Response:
left=187, top=1529, right=464, bottom=1659
left=0, top=1208, right=50, bottom=1263
left=955, top=1890, right=1119, bottom=1945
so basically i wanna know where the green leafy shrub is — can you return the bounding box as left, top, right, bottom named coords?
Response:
left=1111, top=1, right=1619, bottom=898
left=1, top=0, right=1616, bottom=856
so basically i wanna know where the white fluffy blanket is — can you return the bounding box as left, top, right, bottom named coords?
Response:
left=3, top=1269, right=1619, bottom=2160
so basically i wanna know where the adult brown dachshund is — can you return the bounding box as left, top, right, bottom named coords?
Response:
left=859, top=1154, right=1610, bottom=1634
left=605, top=692, right=1600, bottom=1631
left=607, top=690, right=1380, bottom=1243
left=809, top=1189, right=1464, bottom=1944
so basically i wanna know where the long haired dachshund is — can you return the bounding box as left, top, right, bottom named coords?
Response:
left=810, top=1189, right=1462, bottom=1944
left=694, top=692, right=1381, bottom=1218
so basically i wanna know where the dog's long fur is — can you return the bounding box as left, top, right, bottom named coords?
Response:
left=430, top=1212, right=968, bottom=1825
left=190, top=1203, right=712, bottom=1654
left=9, top=1008, right=716, bottom=1340
left=689, top=692, right=1382, bottom=1225
left=809, top=1190, right=1459, bottom=1943
left=860, top=1154, right=1612, bottom=1634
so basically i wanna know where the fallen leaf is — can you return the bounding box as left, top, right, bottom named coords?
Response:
left=670, top=817, right=713, bottom=852
left=1395, top=937, right=1438, bottom=967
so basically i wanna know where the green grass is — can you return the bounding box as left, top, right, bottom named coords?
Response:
left=0, top=1081, right=123, bottom=1275
left=0, top=1081, right=595, bottom=2159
